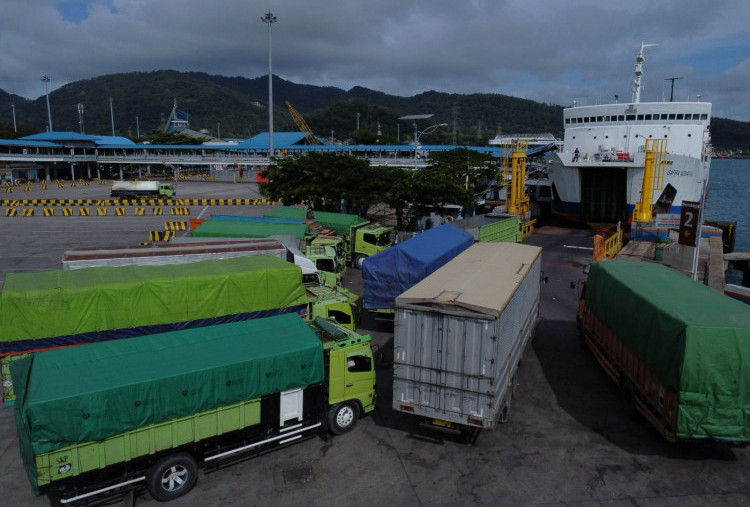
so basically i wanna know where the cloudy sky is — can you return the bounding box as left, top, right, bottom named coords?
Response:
left=1, top=0, right=748, bottom=121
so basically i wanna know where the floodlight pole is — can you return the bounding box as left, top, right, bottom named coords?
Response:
left=262, top=10, right=277, bottom=159
left=109, top=97, right=115, bottom=136
left=41, top=75, right=53, bottom=131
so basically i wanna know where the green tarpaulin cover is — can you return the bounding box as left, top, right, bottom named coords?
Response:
left=0, top=256, right=307, bottom=351
left=12, top=313, right=325, bottom=458
left=192, top=219, right=309, bottom=240
left=264, top=207, right=367, bottom=236
left=586, top=261, right=750, bottom=441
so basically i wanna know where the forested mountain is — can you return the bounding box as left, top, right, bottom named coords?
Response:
left=0, top=71, right=747, bottom=150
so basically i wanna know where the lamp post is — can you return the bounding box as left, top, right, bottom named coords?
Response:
left=261, top=10, right=277, bottom=159
left=41, top=75, right=53, bottom=131
left=11, top=103, right=17, bottom=132
left=109, top=97, right=115, bottom=135
left=413, top=123, right=448, bottom=164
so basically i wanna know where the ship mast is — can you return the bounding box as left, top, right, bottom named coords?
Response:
left=631, top=41, right=658, bottom=103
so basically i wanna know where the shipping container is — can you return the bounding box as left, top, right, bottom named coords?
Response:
left=393, top=242, right=542, bottom=438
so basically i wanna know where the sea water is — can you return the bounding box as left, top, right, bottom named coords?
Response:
left=703, top=158, right=750, bottom=285
left=704, top=158, right=750, bottom=253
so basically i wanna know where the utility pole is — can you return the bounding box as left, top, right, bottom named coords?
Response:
left=262, top=10, right=277, bottom=159
left=109, top=97, right=115, bottom=135
left=11, top=103, right=17, bottom=132
left=41, top=75, right=53, bottom=131
left=77, top=103, right=85, bottom=134
left=664, top=77, right=683, bottom=102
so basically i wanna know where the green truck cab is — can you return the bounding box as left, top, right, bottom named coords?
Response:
left=306, top=244, right=342, bottom=287
left=306, top=284, right=360, bottom=330
left=265, top=207, right=394, bottom=269
left=351, top=223, right=393, bottom=268
left=11, top=314, right=376, bottom=504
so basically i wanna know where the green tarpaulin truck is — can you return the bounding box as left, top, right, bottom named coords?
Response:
left=578, top=261, right=750, bottom=443
left=0, top=256, right=310, bottom=402
left=264, top=207, right=393, bottom=269
left=11, top=313, right=376, bottom=504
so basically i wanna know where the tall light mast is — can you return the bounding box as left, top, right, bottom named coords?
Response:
left=631, top=41, right=658, bottom=104
left=261, top=10, right=277, bottom=159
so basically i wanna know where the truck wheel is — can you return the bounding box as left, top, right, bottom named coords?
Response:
left=355, top=254, right=367, bottom=269
left=147, top=453, right=198, bottom=502
left=328, top=402, right=358, bottom=435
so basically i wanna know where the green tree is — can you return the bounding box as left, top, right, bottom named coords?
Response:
left=260, top=152, right=376, bottom=214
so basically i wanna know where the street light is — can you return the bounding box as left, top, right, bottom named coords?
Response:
left=399, top=114, right=447, bottom=165
left=261, top=10, right=277, bottom=159
left=109, top=97, right=115, bottom=135
left=41, top=75, right=53, bottom=131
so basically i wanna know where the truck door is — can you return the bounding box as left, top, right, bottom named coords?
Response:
left=344, top=346, right=375, bottom=410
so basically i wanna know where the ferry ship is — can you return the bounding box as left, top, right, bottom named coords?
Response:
left=547, top=43, right=712, bottom=224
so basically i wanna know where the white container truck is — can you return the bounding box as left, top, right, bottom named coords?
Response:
left=110, top=180, right=175, bottom=198
left=392, top=242, right=542, bottom=441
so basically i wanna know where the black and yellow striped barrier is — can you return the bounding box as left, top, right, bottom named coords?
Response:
left=43, top=208, right=54, bottom=216
left=164, top=221, right=187, bottom=231
left=23, top=209, right=33, bottom=216
left=148, top=230, right=174, bottom=241
left=134, top=207, right=145, bottom=215
left=97, top=208, right=107, bottom=216
left=152, top=207, right=163, bottom=215
left=115, top=208, right=126, bottom=216
left=170, top=207, right=190, bottom=215
left=0, top=198, right=275, bottom=207
left=61, top=208, right=74, bottom=216
left=5, top=208, right=17, bottom=217
left=79, top=208, right=90, bottom=216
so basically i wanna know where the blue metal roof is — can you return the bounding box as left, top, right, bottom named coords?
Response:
left=90, top=135, right=136, bottom=146
left=21, top=131, right=94, bottom=142
left=20, top=132, right=135, bottom=147
left=0, top=139, right=61, bottom=148
left=238, top=132, right=323, bottom=149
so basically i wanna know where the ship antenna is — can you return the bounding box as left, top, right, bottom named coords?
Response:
left=664, top=77, right=683, bottom=102
left=631, top=41, right=658, bottom=103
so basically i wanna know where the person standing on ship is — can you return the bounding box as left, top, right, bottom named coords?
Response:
left=572, top=148, right=580, bottom=162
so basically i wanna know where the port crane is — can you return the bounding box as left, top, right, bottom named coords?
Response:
left=285, top=101, right=321, bottom=145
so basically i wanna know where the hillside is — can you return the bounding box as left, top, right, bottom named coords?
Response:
left=0, top=72, right=747, bottom=150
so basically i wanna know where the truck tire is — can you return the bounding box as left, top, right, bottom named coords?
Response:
left=355, top=254, right=367, bottom=270
left=328, top=402, right=358, bottom=435
left=146, top=453, right=198, bottom=502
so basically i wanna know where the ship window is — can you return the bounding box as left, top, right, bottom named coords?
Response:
left=637, top=115, right=644, bottom=120
left=661, top=114, right=668, bottom=120
left=618, top=115, right=624, bottom=121
left=597, top=116, right=603, bottom=122
left=626, top=115, right=636, bottom=121
left=676, top=114, right=684, bottom=120
left=692, top=114, right=700, bottom=120
left=644, top=114, right=652, bottom=120
left=565, top=118, right=570, bottom=124
left=668, top=114, right=676, bottom=120
left=700, top=114, right=708, bottom=120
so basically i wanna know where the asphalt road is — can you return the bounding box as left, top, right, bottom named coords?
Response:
left=1, top=180, right=749, bottom=506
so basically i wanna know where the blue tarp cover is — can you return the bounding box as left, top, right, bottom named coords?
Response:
left=362, top=223, right=474, bottom=309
